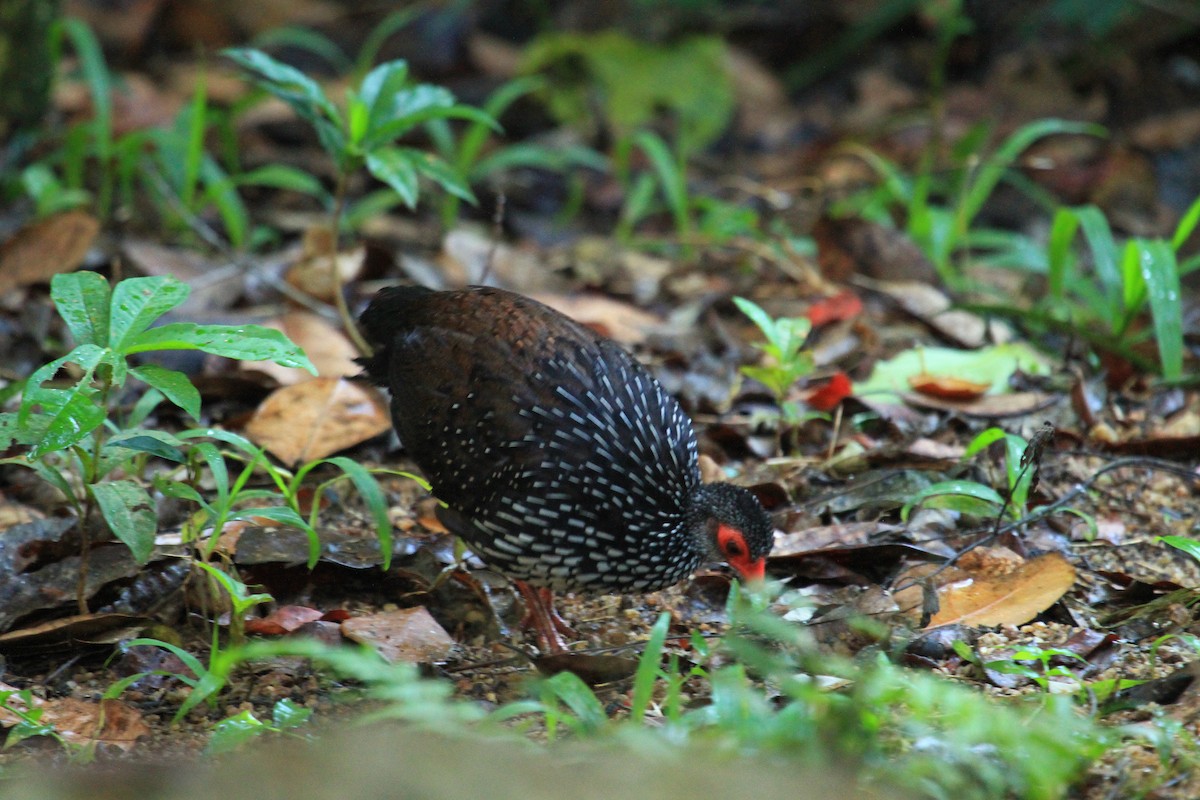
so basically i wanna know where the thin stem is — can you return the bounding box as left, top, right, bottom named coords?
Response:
left=329, top=174, right=371, bottom=356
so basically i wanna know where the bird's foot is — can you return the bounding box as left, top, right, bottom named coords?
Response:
left=514, top=582, right=577, bottom=654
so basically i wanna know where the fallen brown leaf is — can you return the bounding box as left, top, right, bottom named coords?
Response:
left=340, top=607, right=456, bottom=663
left=0, top=211, right=99, bottom=295
left=925, top=552, right=1076, bottom=629
left=244, top=377, right=391, bottom=465
left=242, top=310, right=359, bottom=384
left=0, top=681, right=148, bottom=750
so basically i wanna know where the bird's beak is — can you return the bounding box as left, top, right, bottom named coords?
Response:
left=732, top=555, right=766, bottom=584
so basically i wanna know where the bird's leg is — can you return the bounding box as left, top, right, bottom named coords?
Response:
left=514, top=581, right=577, bottom=654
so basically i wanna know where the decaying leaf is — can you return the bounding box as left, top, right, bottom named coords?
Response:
left=244, top=377, right=391, bottom=465
left=0, top=211, right=99, bottom=295
left=341, top=607, right=456, bottom=663
left=0, top=681, right=148, bottom=750
left=919, top=552, right=1077, bottom=629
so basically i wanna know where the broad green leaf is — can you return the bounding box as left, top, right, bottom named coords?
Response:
left=207, top=710, right=266, bottom=755
left=901, top=480, right=1005, bottom=521
left=131, top=364, right=201, bottom=420
left=1136, top=239, right=1183, bottom=379
left=1159, top=535, right=1200, bottom=564
left=91, top=480, right=157, bottom=563
left=855, top=342, right=1054, bottom=402
left=20, top=344, right=109, bottom=457
left=359, top=60, right=410, bottom=121
left=733, top=297, right=777, bottom=342
left=124, top=323, right=315, bottom=373
left=230, top=164, right=330, bottom=201
left=271, top=698, right=312, bottom=729
left=104, top=429, right=186, bottom=463
left=410, top=151, right=476, bottom=204
left=0, top=412, right=51, bottom=449
left=109, top=277, right=191, bottom=350
left=365, top=149, right=421, bottom=208
left=51, top=271, right=111, bottom=346
left=223, top=48, right=340, bottom=126
left=964, top=427, right=1007, bottom=458
left=363, top=101, right=497, bottom=151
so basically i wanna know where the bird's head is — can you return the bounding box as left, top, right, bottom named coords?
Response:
left=693, top=482, right=774, bottom=583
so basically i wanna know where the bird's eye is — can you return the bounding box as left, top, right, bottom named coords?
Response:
left=725, top=541, right=743, bottom=557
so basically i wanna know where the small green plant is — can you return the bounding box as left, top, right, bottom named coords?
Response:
left=732, top=296, right=815, bottom=421
left=0, top=688, right=93, bottom=762
left=224, top=47, right=496, bottom=351
left=522, top=31, right=734, bottom=160
left=533, top=584, right=1108, bottom=799
left=970, top=197, right=1198, bottom=380
left=160, top=427, right=416, bottom=570
left=206, top=698, right=313, bottom=755
left=954, top=640, right=1086, bottom=693
left=0, top=272, right=314, bottom=606
left=902, top=426, right=1040, bottom=521
left=837, top=118, right=1105, bottom=287
left=426, top=76, right=607, bottom=229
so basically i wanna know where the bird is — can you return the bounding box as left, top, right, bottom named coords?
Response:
left=358, top=285, right=774, bottom=651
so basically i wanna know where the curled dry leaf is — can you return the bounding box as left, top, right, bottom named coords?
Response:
left=340, top=607, right=456, bottom=663
left=243, top=377, right=391, bottom=465
left=908, top=374, right=992, bottom=401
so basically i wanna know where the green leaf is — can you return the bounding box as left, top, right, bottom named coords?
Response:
left=964, top=427, right=1007, bottom=458
left=51, top=272, right=111, bottom=346
left=630, top=612, right=669, bottom=720
left=0, top=412, right=51, bottom=449
left=541, top=671, right=607, bottom=734
left=1135, top=239, right=1183, bottom=380
left=21, top=345, right=109, bottom=457
left=961, top=119, right=1106, bottom=225
left=901, top=480, right=1005, bottom=521
left=1046, top=208, right=1079, bottom=301
left=223, top=48, right=340, bottom=128
left=91, top=480, right=158, bottom=563
left=104, top=429, right=186, bottom=463
left=130, top=364, right=201, bottom=420
left=271, top=698, right=312, bottom=729
left=207, top=710, right=266, bottom=755
left=321, top=457, right=393, bottom=570
left=124, top=323, right=316, bottom=373
left=1171, top=193, right=1200, bottom=251
left=365, top=148, right=421, bottom=208
left=363, top=101, right=498, bottom=151
left=359, top=60, right=410, bottom=122
left=229, top=164, right=330, bottom=202
left=109, top=277, right=191, bottom=351
left=1159, top=536, right=1200, bottom=564
left=410, top=151, right=476, bottom=204
left=1072, top=205, right=1120, bottom=316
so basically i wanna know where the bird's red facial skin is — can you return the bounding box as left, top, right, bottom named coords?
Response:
left=717, top=524, right=765, bottom=583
